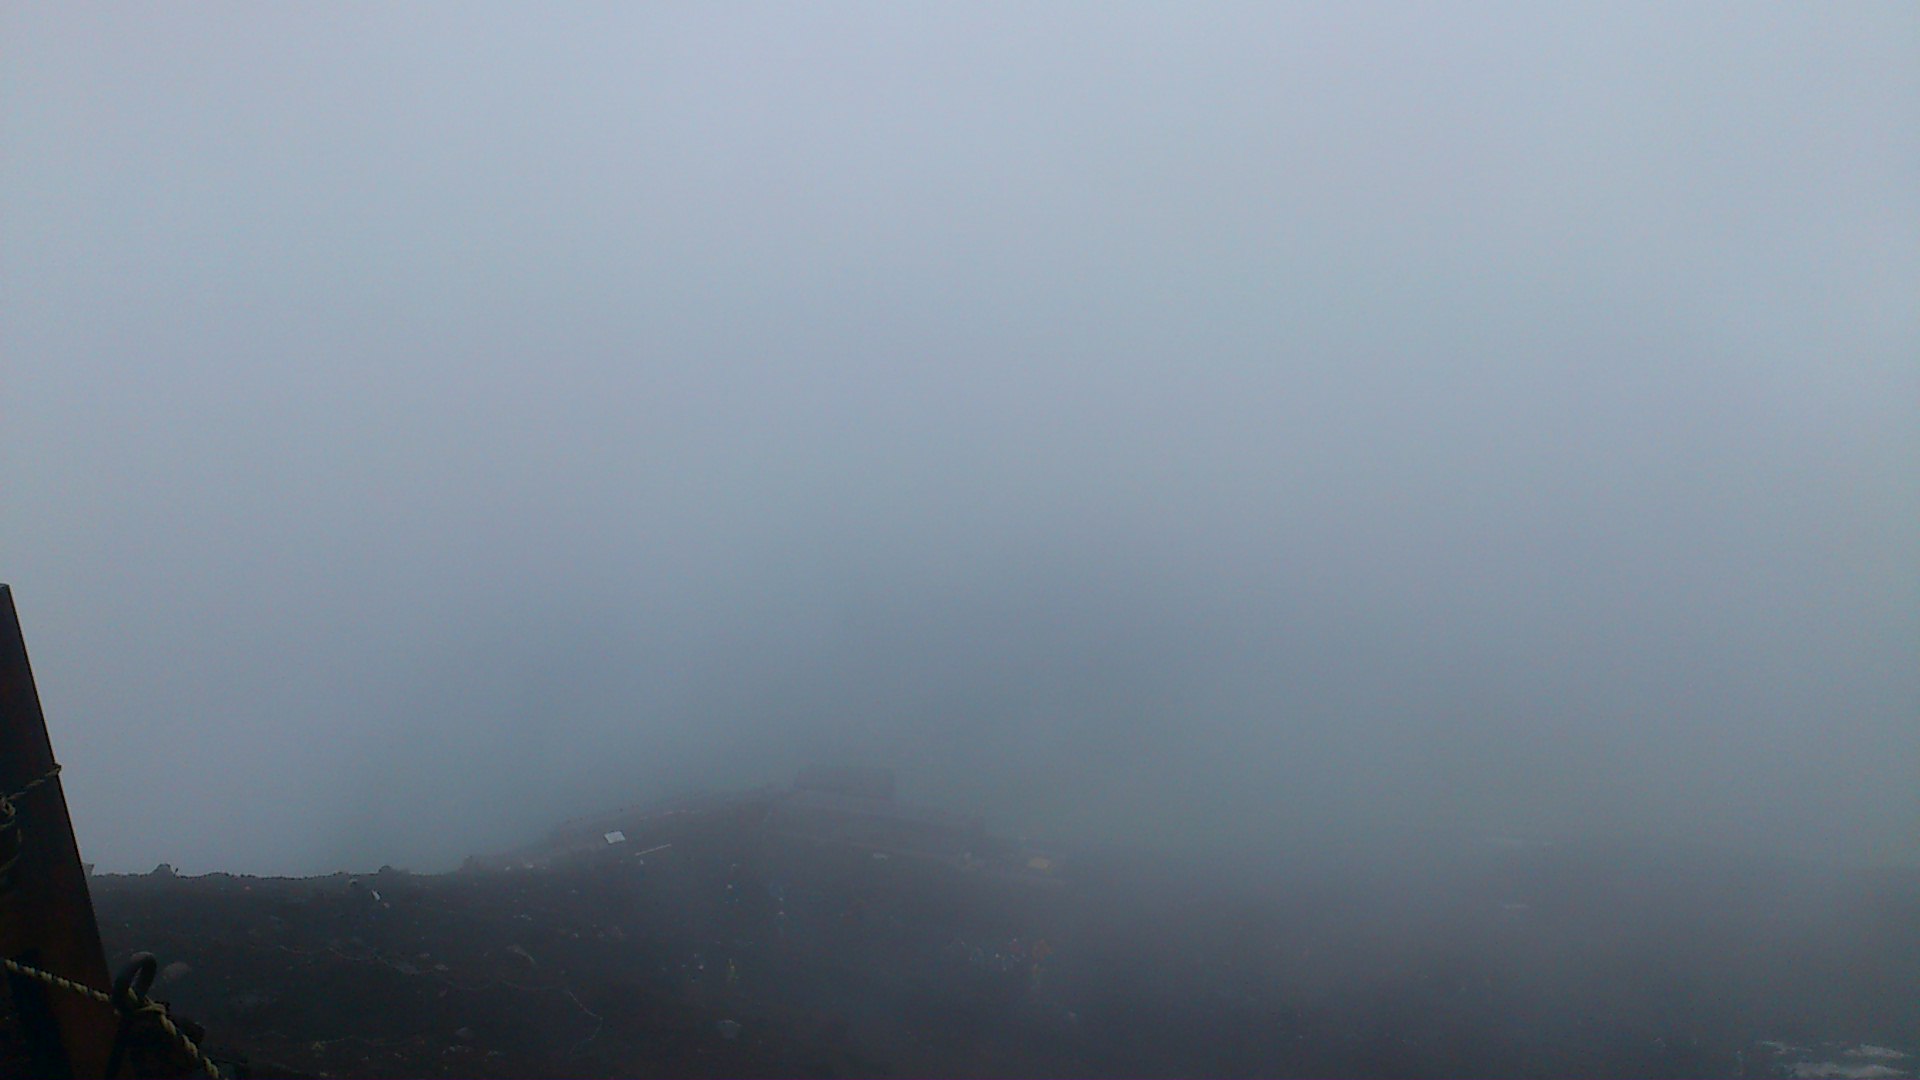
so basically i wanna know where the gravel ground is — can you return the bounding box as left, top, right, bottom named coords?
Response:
left=48, top=808, right=1920, bottom=1078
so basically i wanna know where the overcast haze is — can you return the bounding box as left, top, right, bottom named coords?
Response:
left=4, top=4, right=1916, bottom=876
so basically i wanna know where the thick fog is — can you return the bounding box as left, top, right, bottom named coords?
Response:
left=3, top=4, right=1915, bottom=876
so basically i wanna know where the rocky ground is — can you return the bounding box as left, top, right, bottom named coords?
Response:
left=56, top=808, right=1920, bottom=1078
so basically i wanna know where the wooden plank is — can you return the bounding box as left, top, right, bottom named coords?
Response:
left=0, top=584, right=118, bottom=1078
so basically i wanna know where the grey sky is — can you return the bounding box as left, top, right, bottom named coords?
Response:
left=4, top=3, right=1915, bottom=875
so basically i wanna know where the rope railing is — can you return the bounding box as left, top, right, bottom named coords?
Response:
left=0, top=764, right=61, bottom=881
left=3, top=763, right=224, bottom=1078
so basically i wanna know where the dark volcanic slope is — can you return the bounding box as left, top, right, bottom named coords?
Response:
left=85, top=812, right=1920, bottom=1079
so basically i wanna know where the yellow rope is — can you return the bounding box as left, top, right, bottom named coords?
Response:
left=3, top=764, right=223, bottom=1076
left=2, top=766, right=222, bottom=1076
left=3, top=763, right=62, bottom=806
left=1, top=956, right=224, bottom=1079
left=0, top=765, right=60, bottom=885
left=1, top=954, right=109, bottom=1008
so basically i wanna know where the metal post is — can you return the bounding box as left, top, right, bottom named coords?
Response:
left=0, top=584, right=118, bottom=1078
